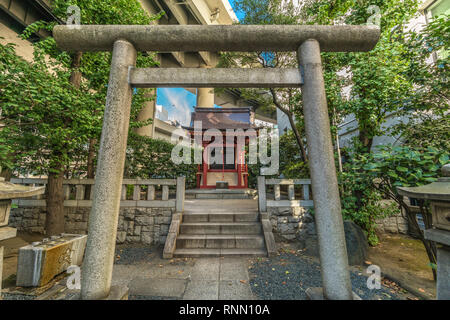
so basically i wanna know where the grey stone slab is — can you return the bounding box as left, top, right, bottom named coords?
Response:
left=183, top=280, right=219, bottom=300
left=219, top=280, right=255, bottom=300
left=128, top=278, right=187, bottom=298
left=53, top=25, right=380, bottom=53
left=16, top=234, right=87, bottom=287
left=183, top=214, right=209, bottom=223
left=206, top=237, right=235, bottom=249
left=220, top=258, right=249, bottom=282
left=209, top=214, right=234, bottom=223
left=189, top=258, right=220, bottom=280
left=424, top=228, right=450, bottom=246
left=235, top=235, right=265, bottom=249
left=131, top=68, right=302, bottom=89
left=0, top=227, right=17, bottom=241
left=437, top=247, right=450, bottom=300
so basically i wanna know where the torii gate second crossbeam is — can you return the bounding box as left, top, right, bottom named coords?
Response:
left=53, top=24, right=380, bottom=300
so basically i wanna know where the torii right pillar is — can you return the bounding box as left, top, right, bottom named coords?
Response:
left=298, top=39, right=353, bottom=300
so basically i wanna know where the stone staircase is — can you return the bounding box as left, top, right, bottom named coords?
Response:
left=173, top=208, right=267, bottom=257
left=185, top=189, right=257, bottom=200
left=163, top=199, right=273, bottom=258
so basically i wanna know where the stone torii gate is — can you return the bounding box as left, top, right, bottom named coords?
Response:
left=53, top=24, right=380, bottom=300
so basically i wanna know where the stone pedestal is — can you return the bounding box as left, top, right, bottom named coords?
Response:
left=0, top=226, right=17, bottom=300
left=399, top=165, right=450, bottom=300
left=424, top=228, right=450, bottom=300
left=437, top=246, right=450, bottom=300
left=16, top=234, right=87, bottom=287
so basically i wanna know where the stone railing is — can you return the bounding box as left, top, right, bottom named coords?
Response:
left=10, top=177, right=185, bottom=212
left=257, top=176, right=313, bottom=212
left=9, top=177, right=186, bottom=245
left=257, top=176, right=314, bottom=241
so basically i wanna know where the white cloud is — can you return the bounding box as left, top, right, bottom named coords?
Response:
left=160, top=88, right=193, bottom=126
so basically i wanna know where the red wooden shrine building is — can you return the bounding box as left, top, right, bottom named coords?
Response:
left=186, top=107, right=258, bottom=189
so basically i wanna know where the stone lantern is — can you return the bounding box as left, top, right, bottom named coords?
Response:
left=397, top=164, right=450, bottom=300
left=0, top=177, right=44, bottom=299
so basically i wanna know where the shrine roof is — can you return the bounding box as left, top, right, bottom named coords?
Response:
left=188, top=107, right=255, bottom=130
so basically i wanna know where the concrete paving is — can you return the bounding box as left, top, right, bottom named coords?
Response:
left=111, top=252, right=255, bottom=300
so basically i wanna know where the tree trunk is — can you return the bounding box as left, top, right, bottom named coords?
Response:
left=269, top=88, right=308, bottom=163
left=286, top=111, right=308, bottom=163
left=44, top=52, right=83, bottom=234
left=358, top=127, right=373, bottom=153
left=46, top=167, right=65, bottom=236
left=85, top=138, right=97, bottom=199
left=69, top=51, right=83, bottom=88
left=0, top=168, right=12, bottom=181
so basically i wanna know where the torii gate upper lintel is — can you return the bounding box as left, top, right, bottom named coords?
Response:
left=52, top=25, right=380, bottom=300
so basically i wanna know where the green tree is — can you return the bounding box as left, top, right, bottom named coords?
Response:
left=2, top=0, right=162, bottom=235
left=0, top=40, right=99, bottom=234
left=362, top=146, right=448, bottom=279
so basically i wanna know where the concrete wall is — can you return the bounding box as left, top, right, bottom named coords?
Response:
left=337, top=112, right=408, bottom=151
left=0, top=19, right=34, bottom=62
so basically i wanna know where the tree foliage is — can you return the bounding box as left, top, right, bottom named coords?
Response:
left=125, top=133, right=198, bottom=189
left=0, top=40, right=99, bottom=175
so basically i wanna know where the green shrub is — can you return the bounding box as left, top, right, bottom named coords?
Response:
left=125, top=133, right=197, bottom=188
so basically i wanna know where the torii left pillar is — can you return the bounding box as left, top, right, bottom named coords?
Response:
left=81, top=39, right=136, bottom=299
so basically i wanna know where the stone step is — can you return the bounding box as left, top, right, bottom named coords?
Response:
left=176, top=234, right=265, bottom=249
left=185, top=189, right=257, bottom=200
left=179, top=222, right=262, bottom=235
left=173, top=248, right=267, bottom=258
left=182, top=212, right=259, bottom=223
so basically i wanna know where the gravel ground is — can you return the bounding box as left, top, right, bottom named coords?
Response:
left=114, top=245, right=154, bottom=265
left=248, top=252, right=406, bottom=300
left=1, top=293, right=35, bottom=300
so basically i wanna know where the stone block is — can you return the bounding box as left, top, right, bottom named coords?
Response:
left=134, top=226, right=142, bottom=236
left=288, top=216, right=301, bottom=223
left=282, top=234, right=296, bottom=240
left=135, top=215, right=153, bottom=226
left=116, top=231, right=127, bottom=243
left=141, top=225, right=154, bottom=233
left=126, top=235, right=140, bottom=243
left=343, top=220, right=368, bottom=266
left=124, top=209, right=135, bottom=220
left=160, top=224, right=169, bottom=235
left=384, top=225, right=398, bottom=233
left=141, top=232, right=153, bottom=245
left=306, top=222, right=316, bottom=235
left=0, top=227, right=17, bottom=241
left=303, top=211, right=314, bottom=223
left=163, top=210, right=172, bottom=217
left=16, top=234, right=87, bottom=287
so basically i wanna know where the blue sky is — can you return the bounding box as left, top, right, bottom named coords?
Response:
left=156, top=1, right=243, bottom=126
